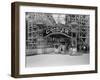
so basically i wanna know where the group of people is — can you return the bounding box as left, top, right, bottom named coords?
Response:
left=54, top=44, right=66, bottom=54
left=54, top=43, right=78, bottom=55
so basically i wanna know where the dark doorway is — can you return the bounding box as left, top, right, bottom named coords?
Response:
left=45, top=33, right=71, bottom=51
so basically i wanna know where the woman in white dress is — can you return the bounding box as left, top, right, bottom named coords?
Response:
left=55, top=45, right=59, bottom=54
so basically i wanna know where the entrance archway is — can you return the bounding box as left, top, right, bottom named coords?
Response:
left=44, top=32, right=72, bottom=54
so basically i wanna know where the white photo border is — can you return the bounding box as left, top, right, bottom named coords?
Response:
left=19, top=5, right=96, bottom=75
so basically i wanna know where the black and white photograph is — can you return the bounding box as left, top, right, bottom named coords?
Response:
left=11, top=2, right=97, bottom=77
left=25, top=12, right=90, bottom=67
